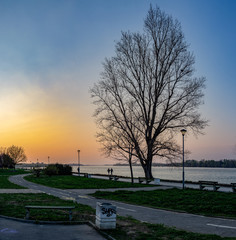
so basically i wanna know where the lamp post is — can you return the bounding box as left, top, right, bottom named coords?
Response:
left=77, top=150, right=80, bottom=175
left=180, top=129, right=187, bottom=189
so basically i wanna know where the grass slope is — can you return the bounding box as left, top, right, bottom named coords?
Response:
left=0, top=193, right=94, bottom=221
left=24, top=175, right=152, bottom=189
left=92, top=188, right=236, bottom=218
left=0, top=169, right=28, bottom=189
left=0, top=169, right=28, bottom=176
left=109, top=216, right=235, bottom=240
left=0, top=176, right=26, bottom=189
left=0, top=194, right=233, bottom=240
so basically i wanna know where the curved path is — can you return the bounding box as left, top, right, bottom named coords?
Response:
left=9, top=174, right=236, bottom=238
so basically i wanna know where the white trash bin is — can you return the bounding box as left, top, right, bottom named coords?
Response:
left=96, top=202, right=116, bottom=229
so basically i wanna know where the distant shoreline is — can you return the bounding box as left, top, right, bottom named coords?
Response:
left=114, top=159, right=236, bottom=168
left=16, top=159, right=236, bottom=168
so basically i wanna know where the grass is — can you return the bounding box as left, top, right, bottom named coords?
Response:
left=0, top=176, right=26, bottom=189
left=106, top=216, right=235, bottom=240
left=24, top=174, right=152, bottom=189
left=0, top=169, right=29, bottom=175
left=92, top=188, right=236, bottom=218
left=0, top=169, right=29, bottom=189
left=0, top=193, right=95, bottom=222
left=0, top=193, right=233, bottom=240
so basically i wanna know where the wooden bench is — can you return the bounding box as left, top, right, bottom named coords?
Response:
left=25, top=206, right=75, bottom=221
left=78, top=173, right=90, bottom=178
left=231, top=183, right=236, bottom=192
left=109, top=175, right=119, bottom=181
left=199, top=181, right=220, bottom=191
left=138, top=177, right=152, bottom=184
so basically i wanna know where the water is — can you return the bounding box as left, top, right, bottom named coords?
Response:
left=74, top=166, right=236, bottom=184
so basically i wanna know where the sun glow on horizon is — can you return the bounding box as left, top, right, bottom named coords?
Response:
left=0, top=74, right=103, bottom=164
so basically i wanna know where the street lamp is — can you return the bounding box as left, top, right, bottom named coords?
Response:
left=180, top=129, right=187, bottom=189
left=77, top=150, right=80, bottom=175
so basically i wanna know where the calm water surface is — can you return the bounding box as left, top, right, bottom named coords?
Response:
left=73, top=166, right=236, bottom=184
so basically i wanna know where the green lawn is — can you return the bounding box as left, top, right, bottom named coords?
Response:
left=24, top=174, right=152, bottom=189
left=92, top=188, right=236, bottom=218
left=0, top=193, right=233, bottom=240
left=0, top=193, right=94, bottom=222
left=0, top=169, right=28, bottom=175
left=108, top=216, right=234, bottom=240
left=0, top=176, right=26, bottom=189
left=0, top=169, right=29, bottom=189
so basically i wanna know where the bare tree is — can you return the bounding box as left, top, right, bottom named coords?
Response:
left=97, top=124, right=138, bottom=183
left=7, top=145, right=27, bottom=168
left=91, top=5, right=208, bottom=180
left=0, top=147, right=7, bottom=155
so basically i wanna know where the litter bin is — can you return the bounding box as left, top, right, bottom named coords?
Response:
left=96, top=202, right=116, bottom=229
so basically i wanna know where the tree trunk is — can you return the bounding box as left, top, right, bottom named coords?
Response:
left=129, top=157, right=134, bottom=184
left=142, top=161, right=153, bottom=180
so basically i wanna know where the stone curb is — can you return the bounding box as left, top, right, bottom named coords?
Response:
left=88, top=221, right=117, bottom=240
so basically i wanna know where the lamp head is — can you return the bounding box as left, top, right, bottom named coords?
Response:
left=180, top=129, right=187, bottom=136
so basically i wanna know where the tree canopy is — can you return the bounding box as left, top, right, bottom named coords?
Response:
left=91, top=5, right=207, bottom=179
left=7, top=145, right=27, bottom=167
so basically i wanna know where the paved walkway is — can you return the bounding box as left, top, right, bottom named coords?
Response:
left=6, top=174, right=236, bottom=238
left=0, top=189, right=43, bottom=193
left=87, top=173, right=235, bottom=193
left=0, top=217, right=106, bottom=240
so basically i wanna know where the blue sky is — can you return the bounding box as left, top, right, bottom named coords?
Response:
left=0, top=0, right=236, bottom=164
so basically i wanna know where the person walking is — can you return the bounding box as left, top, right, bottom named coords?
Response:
left=110, top=168, right=113, bottom=175
left=107, top=168, right=110, bottom=175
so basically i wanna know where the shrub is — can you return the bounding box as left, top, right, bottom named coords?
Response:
left=44, top=164, right=72, bottom=176
left=33, top=168, right=42, bottom=177
left=62, top=165, right=72, bottom=175
left=54, top=163, right=64, bottom=175
left=44, top=165, right=58, bottom=176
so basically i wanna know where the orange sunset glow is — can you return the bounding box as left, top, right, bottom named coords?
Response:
left=0, top=79, right=102, bottom=164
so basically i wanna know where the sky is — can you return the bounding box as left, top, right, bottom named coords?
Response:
left=0, top=0, right=236, bottom=165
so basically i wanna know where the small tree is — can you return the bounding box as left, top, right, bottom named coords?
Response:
left=112, top=146, right=137, bottom=184
left=7, top=145, right=27, bottom=168
left=97, top=124, right=138, bottom=183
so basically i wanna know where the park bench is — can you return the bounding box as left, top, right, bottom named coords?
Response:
left=25, top=206, right=75, bottom=221
left=109, top=175, right=119, bottom=181
left=153, top=178, right=160, bottom=185
left=138, top=177, right=152, bottom=184
left=231, top=183, right=236, bottom=192
left=199, top=181, right=220, bottom=191
left=78, top=172, right=90, bottom=178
